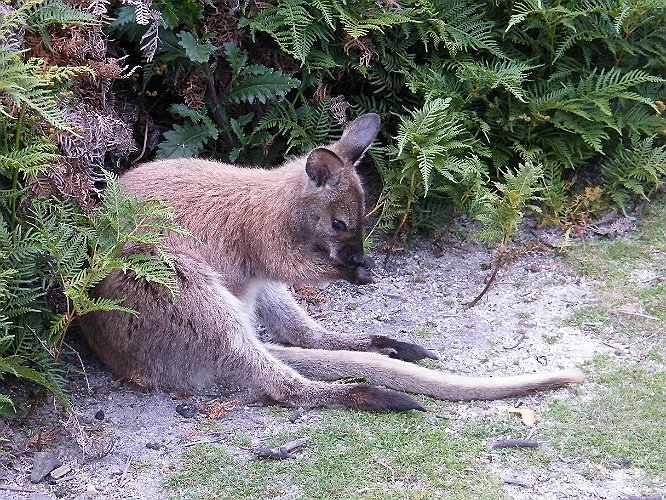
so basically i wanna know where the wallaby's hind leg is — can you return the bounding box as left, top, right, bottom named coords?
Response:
left=81, top=255, right=422, bottom=411
left=254, top=283, right=437, bottom=361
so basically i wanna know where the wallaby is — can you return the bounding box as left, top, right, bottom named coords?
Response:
left=79, top=113, right=584, bottom=411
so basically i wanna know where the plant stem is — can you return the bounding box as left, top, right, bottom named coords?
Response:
left=205, top=63, right=233, bottom=149
left=9, top=105, right=26, bottom=229
left=392, top=170, right=417, bottom=240
left=465, top=234, right=509, bottom=308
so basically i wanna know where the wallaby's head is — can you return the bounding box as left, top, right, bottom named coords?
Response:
left=297, top=113, right=380, bottom=285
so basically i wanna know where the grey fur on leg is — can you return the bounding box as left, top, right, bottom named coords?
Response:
left=255, top=283, right=437, bottom=361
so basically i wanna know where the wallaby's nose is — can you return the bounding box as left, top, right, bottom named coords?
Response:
left=355, top=254, right=374, bottom=269
left=351, top=253, right=374, bottom=268
left=351, top=253, right=364, bottom=265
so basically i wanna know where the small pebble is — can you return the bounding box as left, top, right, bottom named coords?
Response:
left=49, top=463, right=72, bottom=480
left=289, top=407, right=306, bottom=423
left=30, top=451, right=62, bottom=484
left=176, top=403, right=197, bottom=418
left=94, top=410, right=105, bottom=420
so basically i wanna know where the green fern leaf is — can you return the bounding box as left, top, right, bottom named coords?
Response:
left=223, top=70, right=299, bottom=105
left=157, top=122, right=214, bottom=159
left=177, top=31, right=216, bottom=64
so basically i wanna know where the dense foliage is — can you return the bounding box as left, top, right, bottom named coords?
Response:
left=110, top=0, right=666, bottom=235
left=0, top=0, right=183, bottom=415
left=0, top=0, right=665, bottom=410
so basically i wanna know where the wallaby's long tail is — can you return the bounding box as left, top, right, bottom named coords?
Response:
left=266, top=345, right=584, bottom=401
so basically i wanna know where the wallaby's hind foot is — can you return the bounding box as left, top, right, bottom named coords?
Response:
left=329, top=384, right=425, bottom=412
left=369, top=335, right=439, bottom=362
left=279, top=381, right=425, bottom=412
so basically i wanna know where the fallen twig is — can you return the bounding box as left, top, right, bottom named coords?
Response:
left=503, top=331, right=527, bottom=350
left=0, top=484, right=38, bottom=493
left=504, top=478, right=533, bottom=488
left=254, top=437, right=310, bottom=460
left=491, top=439, right=540, bottom=450
left=374, top=458, right=396, bottom=483
left=617, top=310, right=662, bottom=321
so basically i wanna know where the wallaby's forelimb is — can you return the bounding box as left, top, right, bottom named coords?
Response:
left=255, top=283, right=437, bottom=362
left=266, top=345, right=585, bottom=401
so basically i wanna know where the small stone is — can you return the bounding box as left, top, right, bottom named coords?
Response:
left=175, top=402, right=197, bottom=418
left=49, top=464, right=72, bottom=479
left=94, top=410, right=105, bottom=420
left=29, top=493, right=54, bottom=500
left=86, top=483, right=99, bottom=498
left=289, top=407, right=306, bottom=423
left=30, top=451, right=62, bottom=483
left=146, top=442, right=162, bottom=450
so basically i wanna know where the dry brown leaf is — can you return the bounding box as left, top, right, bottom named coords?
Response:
left=293, top=284, right=327, bottom=304
left=508, top=407, right=539, bottom=427
left=205, top=399, right=236, bottom=419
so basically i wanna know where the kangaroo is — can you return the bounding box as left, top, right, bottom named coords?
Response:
left=79, top=113, right=584, bottom=411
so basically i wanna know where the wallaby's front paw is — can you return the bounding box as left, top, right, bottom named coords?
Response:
left=370, top=335, right=439, bottom=362
left=339, top=385, right=425, bottom=412
left=349, top=255, right=375, bottom=285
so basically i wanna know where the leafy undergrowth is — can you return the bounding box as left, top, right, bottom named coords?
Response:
left=165, top=409, right=501, bottom=499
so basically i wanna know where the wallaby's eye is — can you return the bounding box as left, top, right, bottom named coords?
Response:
left=332, top=218, right=348, bottom=232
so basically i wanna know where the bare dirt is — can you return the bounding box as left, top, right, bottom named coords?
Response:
left=0, top=227, right=659, bottom=500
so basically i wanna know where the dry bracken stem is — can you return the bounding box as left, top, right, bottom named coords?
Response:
left=465, top=233, right=510, bottom=308
left=392, top=170, right=417, bottom=240
left=364, top=201, right=384, bottom=219
left=131, top=118, right=150, bottom=164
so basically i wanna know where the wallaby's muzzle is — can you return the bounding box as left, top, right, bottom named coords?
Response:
left=339, top=247, right=374, bottom=285
left=352, top=254, right=374, bottom=285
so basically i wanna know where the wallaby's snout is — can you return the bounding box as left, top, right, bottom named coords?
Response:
left=336, top=239, right=375, bottom=285
left=353, top=254, right=375, bottom=284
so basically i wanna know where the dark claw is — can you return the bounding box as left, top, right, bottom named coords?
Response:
left=342, top=385, right=425, bottom=412
left=370, top=335, right=439, bottom=362
left=379, top=347, right=399, bottom=358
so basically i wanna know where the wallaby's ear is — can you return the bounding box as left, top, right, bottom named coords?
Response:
left=334, top=113, right=381, bottom=163
left=305, top=148, right=344, bottom=188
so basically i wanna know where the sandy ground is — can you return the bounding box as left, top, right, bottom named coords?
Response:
left=0, top=229, right=660, bottom=500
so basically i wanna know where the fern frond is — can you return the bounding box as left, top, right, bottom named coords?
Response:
left=602, top=135, right=666, bottom=212
left=240, top=0, right=331, bottom=62
left=0, top=143, right=61, bottom=177
left=26, top=0, right=99, bottom=28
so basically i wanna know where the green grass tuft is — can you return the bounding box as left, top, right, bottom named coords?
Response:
left=543, top=356, right=666, bottom=477
left=165, top=410, right=503, bottom=499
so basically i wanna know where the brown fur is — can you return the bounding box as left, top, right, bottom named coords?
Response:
left=79, top=114, right=583, bottom=411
